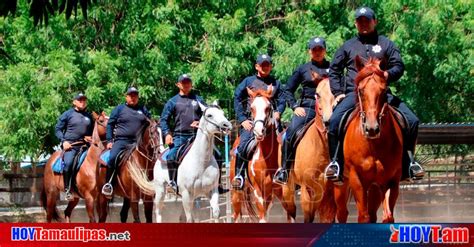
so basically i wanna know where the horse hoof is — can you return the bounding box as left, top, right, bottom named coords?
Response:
left=212, top=209, right=220, bottom=219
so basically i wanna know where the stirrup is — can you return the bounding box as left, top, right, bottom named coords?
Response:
left=232, top=175, right=244, bottom=190
left=324, top=161, right=343, bottom=185
left=65, top=189, right=74, bottom=201
left=101, top=183, right=113, bottom=197
left=272, top=168, right=288, bottom=186
left=409, top=161, right=425, bottom=180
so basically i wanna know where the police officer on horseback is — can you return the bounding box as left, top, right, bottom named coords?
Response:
left=232, top=54, right=286, bottom=190
left=55, top=93, right=93, bottom=201
left=273, top=37, right=330, bottom=185
left=101, top=87, right=151, bottom=198
left=160, top=74, right=206, bottom=194
left=324, top=6, right=425, bottom=183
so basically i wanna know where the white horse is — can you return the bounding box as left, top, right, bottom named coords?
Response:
left=153, top=101, right=232, bottom=222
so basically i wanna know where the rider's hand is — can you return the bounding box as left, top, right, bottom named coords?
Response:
left=63, top=141, right=72, bottom=151
left=190, top=121, right=200, bottom=128
left=335, top=94, right=346, bottom=105
left=84, top=136, right=92, bottom=143
left=106, top=142, right=113, bottom=149
left=294, top=107, right=306, bottom=117
left=383, top=71, right=389, bottom=80
left=165, top=134, right=173, bottom=145
left=241, top=120, right=253, bottom=131
left=273, top=112, right=281, bottom=121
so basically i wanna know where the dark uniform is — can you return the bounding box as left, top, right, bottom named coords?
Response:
left=161, top=91, right=206, bottom=185
left=325, top=7, right=424, bottom=182
left=274, top=37, right=330, bottom=184
left=103, top=87, right=151, bottom=194
left=233, top=54, right=286, bottom=189
left=55, top=94, right=93, bottom=197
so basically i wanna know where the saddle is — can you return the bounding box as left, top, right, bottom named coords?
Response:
left=159, top=136, right=195, bottom=165
left=99, top=144, right=135, bottom=168
left=52, top=148, right=88, bottom=174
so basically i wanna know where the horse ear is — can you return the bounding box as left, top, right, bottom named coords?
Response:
left=211, top=100, right=219, bottom=107
left=355, top=55, right=365, bottom=72
left=266, top=85, right=273, bottom=96
left=246, top=87, right=256, bottom=98
left=92, top=111, right=98, bottom=120
left=198, top=101, right=207, bottom=112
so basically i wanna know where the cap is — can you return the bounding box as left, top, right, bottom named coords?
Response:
left=73, top=93, right=87, bottom=100
left=126, top=87, right=139, bottom=95
left=308, top=37, right=326, bottom=50
left=178, top=74, right=192, bottom=82
left=256, top=54, right=272, bottom=65
left=355, top=7, right=376, bottom=20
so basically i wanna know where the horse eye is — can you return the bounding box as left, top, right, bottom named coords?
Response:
left=206, top=114, right=212, bottom=118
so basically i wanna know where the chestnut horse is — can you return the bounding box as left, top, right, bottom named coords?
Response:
left=41, top=112, right=108, bottom=222
left=230, top=86, right=283, bottom=223
left=330, top=56, right=403, bottom=223
left=97, top=119, right=160, bottom=223
left=280, top=74, right=336, bottom=223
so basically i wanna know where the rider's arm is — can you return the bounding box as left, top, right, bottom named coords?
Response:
left=55, top=110, right=69, bottom=144
left=285, top=66, right=303, bottom=110
left=234, top=79, right=249, bottom=124
left=106, top=105, right=121, bottom=144
left=385, top=40, right=405, bottom=83
left=329, top=45, right=347, bottom=97
left=160, top=100, right=175, bottom=137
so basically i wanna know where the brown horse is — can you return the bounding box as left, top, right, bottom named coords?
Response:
left=41, top=112, right=108, bottom=222
left=97, top=119, right=160, bottom=223
left=230, top=86, right=283, bottom=223
left=330, top=56, right=404, bottom=223
left=280, top=76, right=336, bottom=223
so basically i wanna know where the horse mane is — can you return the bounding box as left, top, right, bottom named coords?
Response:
left=355, top=57, right=385, bottom=91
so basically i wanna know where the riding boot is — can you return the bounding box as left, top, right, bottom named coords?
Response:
left=63, top=167, right=74, bottom=201
left=101, top=166, right=115, bottom=198
left=232, top=153, right=246, bottom=190
left=167, top=160, right=179, bottom=194
left=324, top=133, right=344, bottom=184
left=273, top=139, right=290, bottom=185
left=401, top=135, right=425, bottom=181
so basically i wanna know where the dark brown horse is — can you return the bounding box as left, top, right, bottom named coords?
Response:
left=329, top=56, right=404, bottom=223
left=41, top=112, right=108, bottom=222
left=97, top=119, right=160, bottom=223
left=230, top=86, right=283, bottom=223
left=280, top=76, right=336, bottom=223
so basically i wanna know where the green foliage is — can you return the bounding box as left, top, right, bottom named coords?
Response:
left=0, top=0, right=472, bottom=160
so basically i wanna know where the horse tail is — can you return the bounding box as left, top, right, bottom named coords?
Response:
left=41, top=184, right=61, bottom=222
left=127, top=154, right=155, bottom=196
left=243, top=185, right=259, bottom=223
left=319, top=180, right=337, bottom=223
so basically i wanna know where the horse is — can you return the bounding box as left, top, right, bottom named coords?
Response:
left=331, top=56, right=404, bottom=223
left=280, top=74, right=336, bottom=223
left=230, top=86, right=283, bottom=223
left=41, top=111, right=108, bottom=223
left=138, top=101, right=232, bottom=223
left=97, top=119, right=161, bottom=223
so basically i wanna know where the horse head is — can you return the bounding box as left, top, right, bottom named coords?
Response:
left=92, top=111, right=109, bottom=141
left=198, top=100, right=232, bottom=135
left=247, top=85, right=273, bottom=141
left=354, top=55, right=388, bottom=139
left=312, top=70, right=335, bottom=126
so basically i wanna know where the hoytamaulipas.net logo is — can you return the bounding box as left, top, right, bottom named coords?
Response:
left=390, top=224, right=469, bottom=244
left=11, top=227, right=131, bottom=242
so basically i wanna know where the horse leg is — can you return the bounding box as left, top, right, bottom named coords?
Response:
left=334, top=183, right=349, bottom=223
left=300, top=185, right=315, bottom=223
left=231, top=191, right=243, bottom=222
left=143, top=196, right=154, bottom=223
left=97, top=194, right=109, bottom=222
left=181, top=189, right=194, bottom=223
left=281, top=180, right=296, bottom=223
left=130, top=198, right=141, bottom=223
left=348, top=169, right=370, bottom=223
left=209, top=187, right=220, bottom=222
left=367, top=184, right=383, bottom=223
left=120, top=198, right=131, bottom=223
left=84, top=193, right=96, bottom=223
left=383, top=183, right=399, bottom=223
left=46, top=189, right=61, bottom=223
left=252, top=187, right=267, bottom=223
left=154, top=183, right=166, bottom=223
left=64, top=198, right=80, bottom=223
